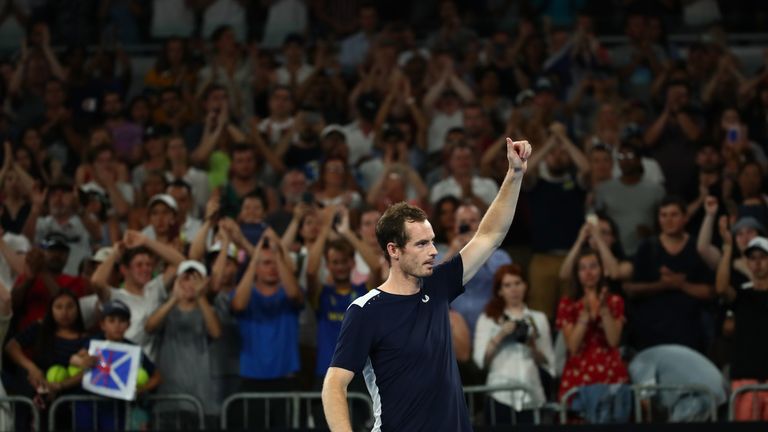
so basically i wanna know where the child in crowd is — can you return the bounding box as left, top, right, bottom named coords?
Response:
left=69, top=299, right=160, bottom=431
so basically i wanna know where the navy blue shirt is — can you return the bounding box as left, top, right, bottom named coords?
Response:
left=528, top=172, right=585, bottom=252
left=330, top=255, right=472, bottom=432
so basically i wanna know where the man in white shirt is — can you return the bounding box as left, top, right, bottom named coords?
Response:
left=430, top=142, right=499, bottom=209
left=258, top=85, right=295, bottom=147
left=166, top=180, right=202, bottom=244
left=140, top=194, right=179, bottom=247
left=81, top=145, right=135, bottom=218
left=275, top=34, right=315, bottom=88
left=25, top=181, right=93, bottom=276
left=90, top=230, right=185, bottom=361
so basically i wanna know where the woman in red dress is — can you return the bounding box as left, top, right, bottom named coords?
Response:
left=556, top=249, right=629, bottom=400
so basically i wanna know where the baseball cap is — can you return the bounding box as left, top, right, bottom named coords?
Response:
left=321, top=124, right=348, bottom=141
left=534, top=77, right=555, bottom=94
left=143, top=124, right=172, bottom=141
left=101, top=299, right=131, bottom=321
left=40, top=232, right=70, bottom=250
left=209, top=241, right=238, bottom=260
left=515, top=89, right=535, bottom=106
left=147, top=194, right=178, bottom=213
left=745, top=236, right=768, bottom=256
left=176, top=260, right=207, bottom=277
left=731, top=216, right=766, bottom=235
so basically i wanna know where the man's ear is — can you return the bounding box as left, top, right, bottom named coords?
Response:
left=386, top=243, right=399, bottom=261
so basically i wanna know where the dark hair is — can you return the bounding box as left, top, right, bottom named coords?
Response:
left=167, top=179, right=192, bottom=195
left=665, top=80, right=690, bottom=94
left=483, top=264, right=527, bottom=321
left=102, top=89, right=122, bottom=102
left=269, top=84, right=293, bottom=99
left=325, top=238, right=355, bottom=260
left=242, top=190, right=267, bottom=208
left=33, top=290, right=85, bottom=366
left=210, top=25, right=233, bottom=44
left=462, top=101, right=485, bottom=113
left=127, top=95, right=149, bottom=120
left=230, top=142, right=256, bottom=157
left=596, top=211, right=626, bottom=258
left=351, top=205, right=380, bottom=233
left=155, top=37, right=190, bottom=72
left=143, top=170, right=168, bottom=194
left=314, top=157, right=355, bottom=193
left=658, top=195, right=687, bottom=215
left=376, top=202, right=428, bottom=262
left=160, top=86, right=182, bottom=99
left=87, top=144, right=114, bottom=163
left=433, top=195, right=461, bottom=244
left=570, top=249, right=605, bottom=300
left=202, top=84, right=227, bottom=102
left=121, top=246, right=153, bottom=267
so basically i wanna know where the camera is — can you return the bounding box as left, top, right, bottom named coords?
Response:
left=458, top=223, right=471, bottom=234
left=501, top=315, right=533, bottom=343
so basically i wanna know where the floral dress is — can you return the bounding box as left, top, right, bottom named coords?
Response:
left=556, top=294, right=629, bottom=399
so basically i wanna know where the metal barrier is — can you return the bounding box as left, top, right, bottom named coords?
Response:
left=632, top=384, right=718, bottom=423
left=728, top=383, right=768, bottom=421
left=560, top=384, right=719, bottom=424
left=0, top=396, right=38, bottom=431
left=463, top=384, right=551, bottom=426
left=559, top=386, right=581, bottom=424
left=48, top=393, right=205, bottom=431
left=220, top=391, right=372, bottom=430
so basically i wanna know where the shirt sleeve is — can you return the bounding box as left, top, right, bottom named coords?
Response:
left=329, top=304, right=375, bottom=375
left=428, top=253, right=464, bottom=303
left=140, top=353, right=156, bottom=376
left=472, top=313, right=495, bottom=370
left=532, top=311, right=556, bottom=376
left=14, top=322, right=41, bottom=348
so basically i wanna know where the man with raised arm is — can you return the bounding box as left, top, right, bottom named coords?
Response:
left=322, top=138, right=532, bottom=431
left=89, top=230, right=185, bottom=361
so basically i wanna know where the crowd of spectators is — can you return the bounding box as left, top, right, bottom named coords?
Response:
left=0, top=0, right=766, bottom=429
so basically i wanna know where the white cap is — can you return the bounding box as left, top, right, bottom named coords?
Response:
left=147, top=194, right=178, bottom=212
left=2, top=233, right=30, bottom=253
left=91, top=247, right=113, bottom=263
left=745, top=236, right=768, bottom=255
left=176, top=260, right=207, bottom=277
left=321, top=124, right=348, bottom=141
left=209, top=241, right=238, bottom=259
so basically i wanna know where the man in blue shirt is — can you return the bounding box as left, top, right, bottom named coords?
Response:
left=306, top=206, right=382, bottom=428
left=322, top=138, right=532, bottom=431
left=306, top=206, right=382, bottom=380
left=230, top=228, right=303, bottom=429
